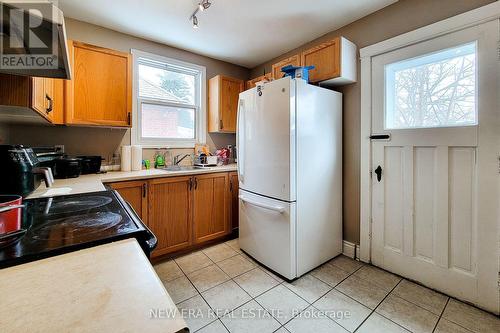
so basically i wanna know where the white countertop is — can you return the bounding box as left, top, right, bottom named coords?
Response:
left=0, top=239, right=187, bottom=333
left=28, top=164, right=237, bottom=199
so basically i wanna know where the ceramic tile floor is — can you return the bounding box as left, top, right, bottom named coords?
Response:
left=154, top=239, right=500, bottom=333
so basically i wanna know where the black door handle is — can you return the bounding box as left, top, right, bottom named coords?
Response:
left=369, top=134, right=390, bottom=140
left=374, top=166, right=382, bottom=182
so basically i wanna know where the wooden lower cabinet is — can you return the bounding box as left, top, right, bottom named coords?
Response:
left=229, top=172, right=239, bottom=231
left=108, top=172, right=235, bottom=259
left=148, top=176, right=192, bottom=257
left=109, top=180, right=147, bottom=223
left=193, top=173, right=230, bottom=244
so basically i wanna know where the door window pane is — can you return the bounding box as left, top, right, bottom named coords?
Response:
left=385, top=42, right=476, bottom=129
left=141, top=103, right=195, bottom=139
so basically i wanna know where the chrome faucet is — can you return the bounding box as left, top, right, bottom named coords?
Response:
left=173, top=154, right=191, bottom=166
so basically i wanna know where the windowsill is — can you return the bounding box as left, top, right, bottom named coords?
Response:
left=134, top=143, right=197, bottom=149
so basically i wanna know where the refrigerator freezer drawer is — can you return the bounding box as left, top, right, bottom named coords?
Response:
left=238, top=190, right=296, bottom=279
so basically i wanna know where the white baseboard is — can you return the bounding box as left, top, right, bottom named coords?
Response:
left=342, top=240, right=358, bottom=259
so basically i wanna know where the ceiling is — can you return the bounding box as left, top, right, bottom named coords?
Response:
left=58, top=0, right=398, bottom=68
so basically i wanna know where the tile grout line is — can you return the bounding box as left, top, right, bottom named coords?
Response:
left=185, top=267, right=230, bottom=333
left=432, top=297, right=450, bottom=333
left=353, top=278, right=405, bottom=333
left=195, top=248, right=263, bottom=333
left=261, top=261, right=368, bottom=330
left=181, top=258, right=279, bottom=305
left=280, top=260, right=365, bottom=307
left=187, top=241, right=242, bottom=333
left=339, top=264, right=455, bottom=328
left=169, top=245, right=397, bottom=332
left=173, top=248, right=368, bottom=331
left=169, top=247, right=380, bottom=331
left=302, top=264, right=372, bottom=332
left=172, top=247, right=242, bottom=332
left=159, top=244, right=498, bottom=333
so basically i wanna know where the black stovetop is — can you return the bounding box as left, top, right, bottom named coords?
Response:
left=0, top=190, right=157, bottom=269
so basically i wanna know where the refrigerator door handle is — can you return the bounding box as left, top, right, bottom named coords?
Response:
left=239, top=195, right=285, bottom=214
left=237, top=98, right=245, bottom=183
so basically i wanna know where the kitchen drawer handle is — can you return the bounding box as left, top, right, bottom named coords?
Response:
left=238, top=195, right=285, bottom=214
left=46, top=94, right=53, bottom=113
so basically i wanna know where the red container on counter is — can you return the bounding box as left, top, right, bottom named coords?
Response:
left=0, top=195, right=23, bottom=235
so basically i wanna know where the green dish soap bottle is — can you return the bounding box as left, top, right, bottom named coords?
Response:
left=154, top=150, right=166, bottom=168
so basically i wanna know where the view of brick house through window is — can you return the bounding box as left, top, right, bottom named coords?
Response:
left=136, top=57, right=201, bottom=143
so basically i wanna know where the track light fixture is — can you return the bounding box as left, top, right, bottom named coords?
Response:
left=190, top=0, right=212, bottom=29
left=198, top=0, right=211, bottom=11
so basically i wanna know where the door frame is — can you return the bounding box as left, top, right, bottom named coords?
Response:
left=359, top=2, right=500, bottom=263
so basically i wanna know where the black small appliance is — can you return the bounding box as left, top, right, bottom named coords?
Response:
left=77, top=156, right=104, bottom=174
left=54, top=157, right=82, bottom=179
left=0, top=145, right=54, bottom=197
left=33, top=146, right=64, bottom=175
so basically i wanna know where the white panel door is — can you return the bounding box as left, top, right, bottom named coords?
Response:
left=237, top=77, right=295, bottom=202
left=371, top=20, right=499, bottom=313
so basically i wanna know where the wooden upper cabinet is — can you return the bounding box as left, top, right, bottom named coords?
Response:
left=65, top=40, right=132, bottom=127
left=109, top=180, right=148, bottom=224
left=301, top=37, right=357, bottom=85
left=193, top=173, right=230, bottom=243
left=229, top=172, right=239, bottom=231
left=245, top=73, right=272, bottom=90
left=31, top=77, right=57, bottom=122
left=31, top=77, right=47, bottom=116
left=208, top=75, right=244, bottom=133
left=51, top=79, right=65, bottom=125
left=148, top=176, right=192, bottom=257
left=0, top=74, right=61, bottom=124
left=301, top=38, right=341, bottom=83
left=271, top=54, right=301, bottom=80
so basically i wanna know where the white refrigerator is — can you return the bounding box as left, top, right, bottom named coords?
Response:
left=237, top=77, right=343, bottom=280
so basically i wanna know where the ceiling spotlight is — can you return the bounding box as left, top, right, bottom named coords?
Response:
left=189, top=1, right=211, bottom=28
left=198, top=0, right=211, bottom=11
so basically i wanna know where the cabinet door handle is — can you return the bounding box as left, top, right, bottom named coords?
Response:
left=127, top=112, right=131, bottom=125
left=188, top=178, right=193, bottom=191
left=194, top=177, right=198, bottom=190
left=229, top=179, right=233, bottom=192
left=46, top=94, right=53, bottom=113
left=142, top=183, right=147, bottom=197
left=219, top=119, right=223, bottom=130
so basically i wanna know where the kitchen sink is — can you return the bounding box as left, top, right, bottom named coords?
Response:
left=159, top=165, right=204, bottom=172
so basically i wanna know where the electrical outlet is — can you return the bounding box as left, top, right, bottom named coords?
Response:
left=55, top=145, right=65, bottom=153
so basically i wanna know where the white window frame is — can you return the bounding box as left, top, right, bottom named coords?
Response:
left=131, top=49, right=206, bottom=148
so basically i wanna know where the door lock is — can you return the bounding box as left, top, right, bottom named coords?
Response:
left=374, top=165, right=382, bottom=182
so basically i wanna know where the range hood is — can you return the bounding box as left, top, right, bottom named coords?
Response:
left=0, top=1, right=71, bottom=79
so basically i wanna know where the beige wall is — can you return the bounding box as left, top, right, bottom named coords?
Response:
left=0, top=123, right=9, bottom=145
left=251, top=0, right=495, bottom=244
left=6, top=18, right=250, bottom=163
